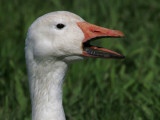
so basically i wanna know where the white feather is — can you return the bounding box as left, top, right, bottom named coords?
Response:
left=25, top=11, right=85, bottom=120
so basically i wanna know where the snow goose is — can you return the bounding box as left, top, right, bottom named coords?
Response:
left=25, top=11, right=124, bottom=120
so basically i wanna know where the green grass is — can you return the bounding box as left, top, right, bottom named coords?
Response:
left=0, top=0, right=160, bottom=119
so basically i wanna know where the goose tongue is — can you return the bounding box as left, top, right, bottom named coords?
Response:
left=77, top=22, right=125, bottom=59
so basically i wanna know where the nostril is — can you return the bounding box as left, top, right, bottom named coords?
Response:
left=93, top=30, right=101, bottom=33
left=89, top=27, right=102, bottom=33
left=90, top=29, right=101, bottom=33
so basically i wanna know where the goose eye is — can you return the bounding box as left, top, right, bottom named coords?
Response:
left=56, top=23, right=65, bottom=29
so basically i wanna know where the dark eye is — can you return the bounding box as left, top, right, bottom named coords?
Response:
left=56, top=23, right=65, bottom=29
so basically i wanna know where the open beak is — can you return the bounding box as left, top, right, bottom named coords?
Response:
left=77, top=22, right=125, bottom=59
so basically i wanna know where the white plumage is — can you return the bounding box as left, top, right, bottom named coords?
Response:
left=25, top=11, right=124, bottom=120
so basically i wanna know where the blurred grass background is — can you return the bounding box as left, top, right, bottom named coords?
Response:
left=0, top=0, right=160, bottom=120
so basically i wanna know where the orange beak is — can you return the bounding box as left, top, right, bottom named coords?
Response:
left=77, top=22, right=125, bottom=59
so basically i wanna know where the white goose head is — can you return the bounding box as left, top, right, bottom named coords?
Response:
left=26, top=11, right=124, bottom=63
left=25, top=11, right=124, bottom=120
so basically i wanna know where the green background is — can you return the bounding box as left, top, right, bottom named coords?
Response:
left=0, top=0, right=160, bottom=120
